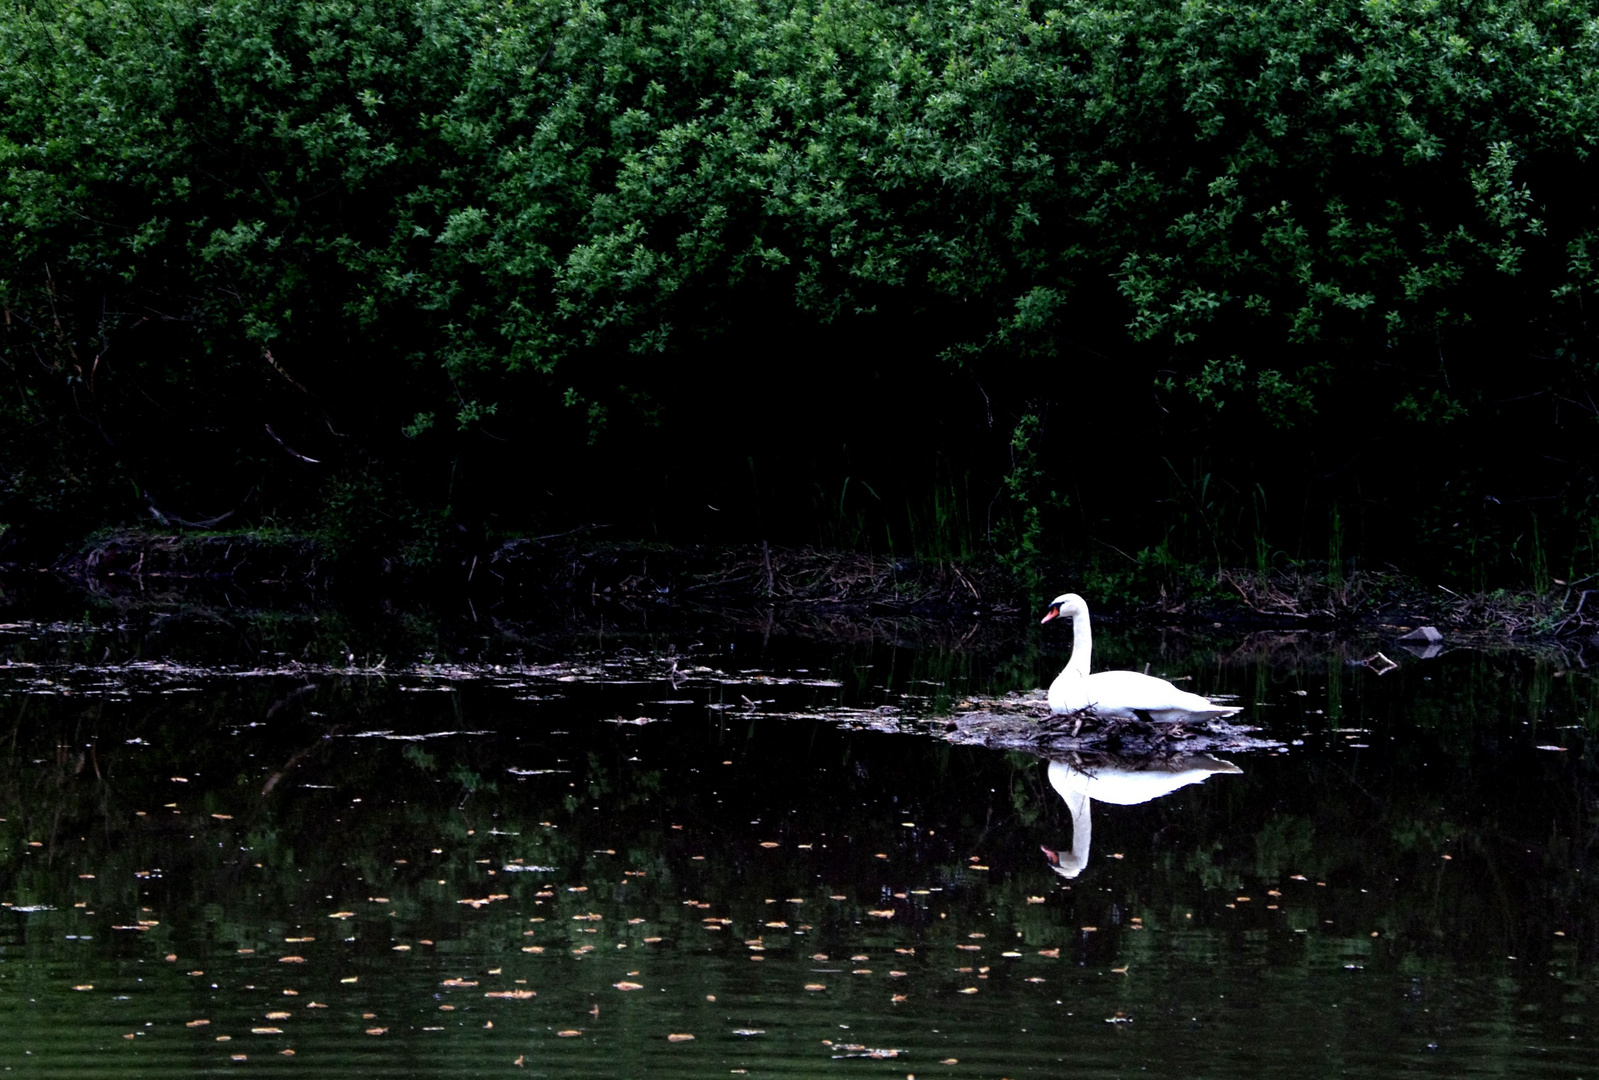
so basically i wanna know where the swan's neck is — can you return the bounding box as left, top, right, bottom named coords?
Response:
left=1065, top=606, right=1093, bottom=679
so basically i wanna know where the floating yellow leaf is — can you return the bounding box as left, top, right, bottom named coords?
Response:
left=1038, top=949, right=1060, bottom=958
left=557, top=1030, right=582, bottom=1038
left=614, top=981, right=644, bottom=991
left=866, top=910, right=896, bottom=918
left=958, top=987, right=978, bottom=995
left=804, top=984, right=826, bottom=992
left=441, top=979, right=479, bottom=987
left=667, top=1033, right=695, bottom=1042
left=186, top=1020, right=210, bottom=1027
left=212, top=814, right=233, bottom=820
left=484, top=990, right=536, bottom=1000
left=72, top=985, right=93, bottom=991
left=329, top=912, right=355, bottom=920
left=279, top=956, right=306, bottom=964
left=250, top=1027, right=283, bottom=1035
left=265, top=1012, right=291, bottom=1020
left=365, top=1028, right=387, bottom=1035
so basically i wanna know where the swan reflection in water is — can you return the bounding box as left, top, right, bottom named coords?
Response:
left=1040, top=754, right=1243, bottom=879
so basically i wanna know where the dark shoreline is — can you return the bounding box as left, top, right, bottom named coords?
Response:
left=8, top=528, right=1587, bottom=651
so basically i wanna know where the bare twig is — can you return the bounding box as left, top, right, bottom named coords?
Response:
left=264, top=423, right=320, bottom=464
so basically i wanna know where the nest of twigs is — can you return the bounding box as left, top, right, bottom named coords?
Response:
left=939, top=690, right=1280, bottom=755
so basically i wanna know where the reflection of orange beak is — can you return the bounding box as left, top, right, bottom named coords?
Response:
left=1039, top=606, right=1059, bottom=626
left=1040, top=845, right=1060, bottom=866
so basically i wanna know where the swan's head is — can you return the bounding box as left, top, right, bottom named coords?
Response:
left=1039, top=592, right=1087, bottom=626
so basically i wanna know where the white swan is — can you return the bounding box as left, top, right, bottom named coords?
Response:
left=1040, top=754, right=1243, bottom=879
left=1040, top=592, right=1241, bottom=721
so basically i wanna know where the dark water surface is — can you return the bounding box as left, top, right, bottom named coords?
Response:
left=2, top=599, right=1598, bottom=1078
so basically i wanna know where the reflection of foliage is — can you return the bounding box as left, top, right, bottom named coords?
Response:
left=1, top=631, right=1598, bottom=1070
left=1252, top=814, right=1315, bottom=879
left=402, top=744, right=437, bottom=771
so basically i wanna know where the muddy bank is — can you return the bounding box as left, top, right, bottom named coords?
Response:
left=36, top=528, right=1599, bottom=648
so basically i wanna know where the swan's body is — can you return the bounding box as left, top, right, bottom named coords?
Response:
left=1040, top=754, right=1243, bottom=879
left=1040, top=592, right=1241, bottom=722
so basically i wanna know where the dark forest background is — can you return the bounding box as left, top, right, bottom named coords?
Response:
left=3, top=0, right=1597, bottom=590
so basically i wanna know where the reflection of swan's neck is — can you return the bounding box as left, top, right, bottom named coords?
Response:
left=1044, top=765, right=1091, bottom=879
left=1061, top=786, right=1091, bottom=877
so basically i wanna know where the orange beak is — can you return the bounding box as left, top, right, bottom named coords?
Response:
left=1039, top=605, right=1060, bottom=625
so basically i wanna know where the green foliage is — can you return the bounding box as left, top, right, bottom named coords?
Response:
left=1085, top=534, right=1227, bottom=609
left=2, top=0, right=1598, bottom=577
left=319, top=465, right=448, bottom=570
left=994, top=412, right=1063, bottom=587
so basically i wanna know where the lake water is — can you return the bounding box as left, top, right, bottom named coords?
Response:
left=2, top=593, right=1597, bottom=1077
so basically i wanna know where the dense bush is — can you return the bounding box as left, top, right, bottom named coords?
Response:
left=3, top=0, right=1597, bottom=577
